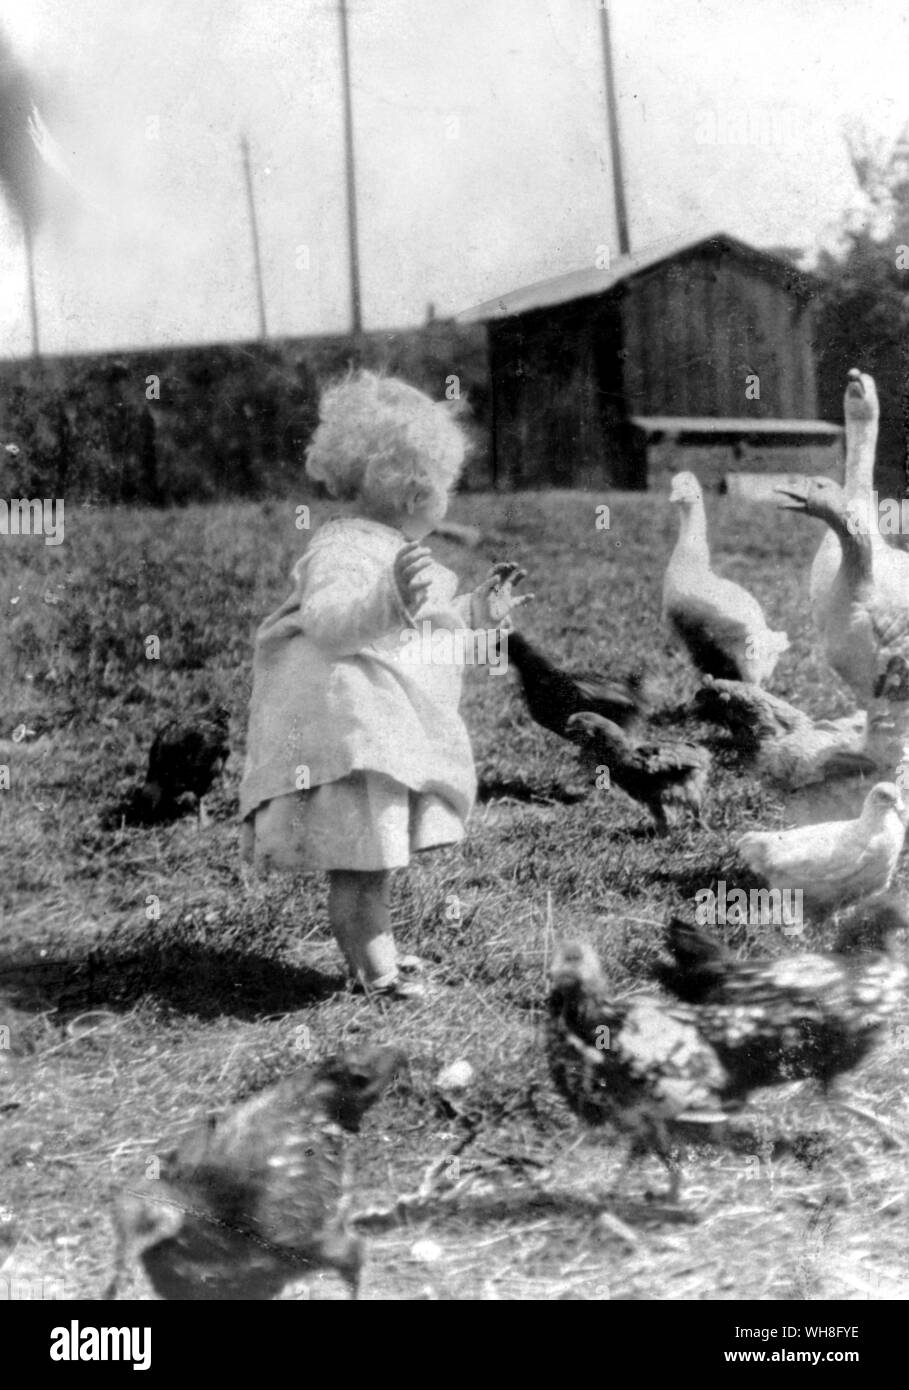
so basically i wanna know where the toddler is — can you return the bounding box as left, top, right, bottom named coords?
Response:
left=240, top=371, right=528, bottom=999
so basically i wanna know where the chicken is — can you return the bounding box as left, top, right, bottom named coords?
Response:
left=113, top=708, right=230, bottom=827
left=105, top=1045, right=404, bottom=1300
left=778, top=475, right=909, bottom=703
left=653, top=901, right=908, bottom=1093
left=503, top=629, right=646, bottom=737
left=694, top=677, right=873, bottom=790
left=663, top=471, right=789, bottom=685
left=864, top=655, right=909, bottom=778
left=547, top=941, right=730, bottom=1200
left=566, top=710, right=710, bottom=830
left=736, top=782, right=906, bottom=910
left=651, top=915, right=738, bottom=1005
left=550, top=921, right=908, bottom=1202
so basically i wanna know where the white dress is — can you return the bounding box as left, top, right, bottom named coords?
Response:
left=239, top=516, right=477, bottom=873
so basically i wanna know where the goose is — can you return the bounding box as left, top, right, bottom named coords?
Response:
left=777, top=477, right=909, bottom=702
left=736, top=782, right=906, bottom=910
left=808, top=369, right=909, bottom=630
left=663, top=471, right=788, bottom=685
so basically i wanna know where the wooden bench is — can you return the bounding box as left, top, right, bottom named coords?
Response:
left=628, top=416, right=843, bottom=448
left=624, top=415, right=843, bottom=491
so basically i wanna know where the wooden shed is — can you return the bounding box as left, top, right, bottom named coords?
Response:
left=459, top=231, right=841, bottom=490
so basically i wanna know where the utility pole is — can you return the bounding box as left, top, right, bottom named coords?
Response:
left=599, top=2, right=630, bottom=255
left=338, top=0, right=363, bottom=338
left=240, top=133, right=268, bottom=339
left=23, top=221, right=40, bottom=357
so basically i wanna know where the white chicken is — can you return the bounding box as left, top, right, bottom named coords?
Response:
left=737, top=782, right=906, bottom=910
left=663, top=471, right=789, bottom=685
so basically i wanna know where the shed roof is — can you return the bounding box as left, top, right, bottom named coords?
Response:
left=457, top=230, right=819, bottom=325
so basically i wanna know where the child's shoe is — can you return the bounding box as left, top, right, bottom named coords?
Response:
left=351, top=969, right=429, bottom=1001
left=371, top=976, right=428, bottom=1001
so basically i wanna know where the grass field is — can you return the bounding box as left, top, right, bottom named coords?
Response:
left=2, top=487, right=908, bottom=1302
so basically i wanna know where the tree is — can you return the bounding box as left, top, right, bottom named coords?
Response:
left=813, top=125, right=909, bottom=494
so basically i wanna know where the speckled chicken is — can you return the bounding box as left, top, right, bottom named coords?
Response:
left=114, top=707, right=230, bottom=826
left=566, top=710, right=710, bottom=830
left=653, top=901, right=908, bottom=1094
left=547, top=941, right=730, bottom=1200
left=737, top=781, right=906, bottom=909
left=694, top=676, right=873, bottom=790
left=504, top=629, right=646, bottom=738
left=105, top=1045, right=404, bottom=1300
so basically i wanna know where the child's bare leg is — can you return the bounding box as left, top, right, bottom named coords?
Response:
left=328, top=871, right=360, bottom=973
left=328, top=869, right=398, bottom=987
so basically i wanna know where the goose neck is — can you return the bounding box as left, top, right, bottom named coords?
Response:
left=844, top=416, right=878, bottom=498
left=675, top=498, right=710, bottom=563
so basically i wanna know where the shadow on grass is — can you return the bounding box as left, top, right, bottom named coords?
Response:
left=477, top=777, right=588, bottom=806
left=354, top=1184, right=700, bottom=1233
left=0, top=939, right=341, bottom=1023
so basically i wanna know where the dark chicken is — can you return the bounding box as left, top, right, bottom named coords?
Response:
left=547, top=941, right=730, bottom=1200
left=113, top=707, right=230, bottom=826
left=566, top=710, right=710, bottom=830
left=105, top=1046, right=404, bottom=1300
left=654, top=901, right=908, bottom=1094
left=693, top=677, right=873, bottom=790
left=504, top=629, right=646, bottom=738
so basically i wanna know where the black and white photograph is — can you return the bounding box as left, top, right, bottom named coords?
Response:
left=1, top=0, right=908, bottom=1331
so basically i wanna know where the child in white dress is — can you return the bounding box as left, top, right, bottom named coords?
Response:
left=240, top=372, right=528, bottom=999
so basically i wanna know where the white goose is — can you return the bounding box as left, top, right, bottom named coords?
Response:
left=778, top=476, right=909, bottom=703
left=663, top=471, right=789, bottom=686
left=810, top=369, right=909, bottom=632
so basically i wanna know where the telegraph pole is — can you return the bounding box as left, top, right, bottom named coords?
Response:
left=338, top=0, right=363, bottom=337
left=23, top=221, right=40, bottom=356
left=240, top=133, right=268, bottom=339
left=599, top=2, right=630, bottom=255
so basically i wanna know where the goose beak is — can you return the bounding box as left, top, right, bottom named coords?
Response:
left=774, top=486, right=808, bottom=511
left=846, top=368, right=865, bottom=399
left=565, top=713, right=596, bottom=742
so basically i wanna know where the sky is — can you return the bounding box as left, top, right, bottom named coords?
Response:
left=0, top=0, right=907, bottom=357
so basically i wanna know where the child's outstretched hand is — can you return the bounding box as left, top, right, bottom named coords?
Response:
left=473, top=561, right=534, bottom=628
left=394, top=540, right=434, bottom=613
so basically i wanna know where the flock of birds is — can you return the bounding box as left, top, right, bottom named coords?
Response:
left=105, top=368, right=909, bottom=1299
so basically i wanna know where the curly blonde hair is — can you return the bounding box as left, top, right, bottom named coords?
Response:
left=305, top=371, right=468, bottom=511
